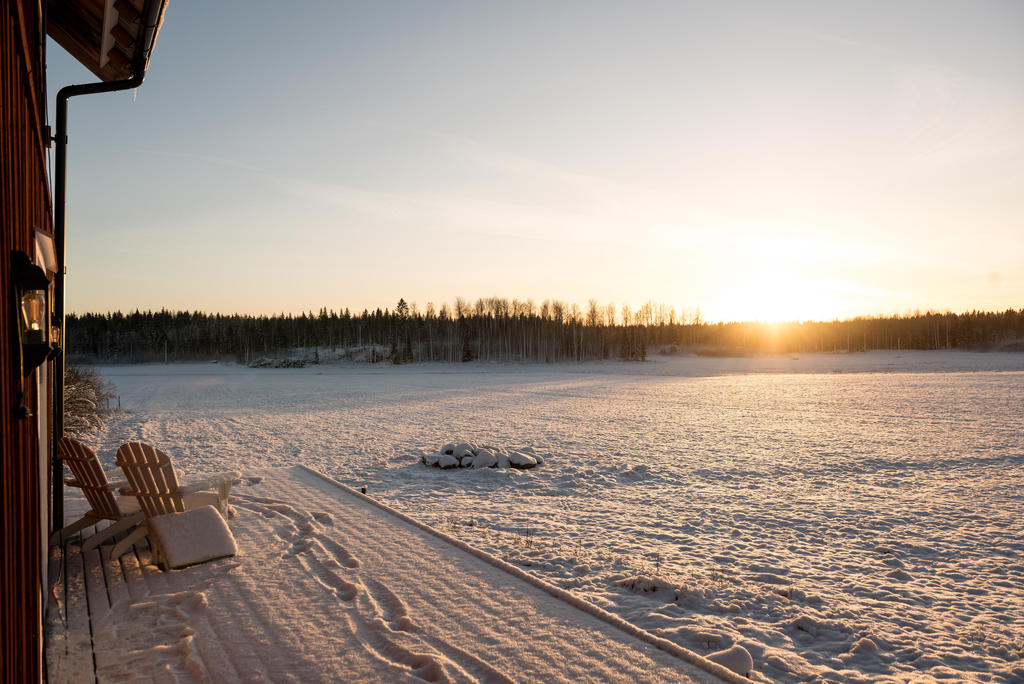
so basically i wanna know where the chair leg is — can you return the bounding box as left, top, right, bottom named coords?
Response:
left=109, top=525, right=148, bottom=561
left=154, top=542, right=166, bottom=571
left=218, top=482, right=235, bottom=518
left=81, top=512, right=146, bottom=551
left=50, top=515, right=100, bottom=546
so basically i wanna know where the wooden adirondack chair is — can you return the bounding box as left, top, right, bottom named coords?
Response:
left=51, top=437, right=146, bottom=550
left=109, top=442, right=241, bottom=565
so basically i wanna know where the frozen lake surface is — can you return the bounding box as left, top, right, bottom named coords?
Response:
left=93, top=351, right=1024, bottom=682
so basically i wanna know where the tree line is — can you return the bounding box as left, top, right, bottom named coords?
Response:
left=64, top=299, right=1024, bottom=364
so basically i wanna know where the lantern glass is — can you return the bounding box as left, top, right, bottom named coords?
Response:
left=19, top=289, right=48, bottom=345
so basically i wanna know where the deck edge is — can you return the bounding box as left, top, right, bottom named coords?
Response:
left=297, top=464, right=748, bottom=684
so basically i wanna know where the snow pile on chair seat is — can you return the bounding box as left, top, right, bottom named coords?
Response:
left=706, top=645, right=754, bottom=677
left=147, top=505, right=238, bottom=569
left=421, top=441, right=545, bottom=470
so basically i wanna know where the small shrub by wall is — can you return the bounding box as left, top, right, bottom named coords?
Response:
left=63, top=364, right=116, bottom=437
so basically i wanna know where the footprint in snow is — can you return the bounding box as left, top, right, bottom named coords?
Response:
left=312, top=511, right=334, bottom=525
left=363, top=577, right=418, bottom=633
left=319, top=535, right=360, bottom=568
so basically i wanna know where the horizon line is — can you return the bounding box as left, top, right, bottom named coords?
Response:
left=65, top=303, right=1024, bottom=328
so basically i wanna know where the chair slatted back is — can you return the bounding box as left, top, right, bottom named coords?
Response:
left=115, top=442, right=185, bottom=518
left=58, top=437, right=121, bottom=520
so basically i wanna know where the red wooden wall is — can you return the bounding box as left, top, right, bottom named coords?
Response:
left=1, top=0, right=53, bottom=680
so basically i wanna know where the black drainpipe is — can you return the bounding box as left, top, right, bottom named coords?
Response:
left=51, top=0, right=166, bottom=532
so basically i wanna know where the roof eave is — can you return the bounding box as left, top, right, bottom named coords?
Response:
left=46, top=0, right=168, bottom=83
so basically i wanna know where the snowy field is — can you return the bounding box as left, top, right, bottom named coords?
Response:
left=90, top=351, right=1024, bottom=682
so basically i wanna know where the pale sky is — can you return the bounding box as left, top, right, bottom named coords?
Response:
left=47, top=0, right=1024, bottom=322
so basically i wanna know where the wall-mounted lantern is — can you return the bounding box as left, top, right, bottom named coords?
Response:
left=11, top=250, right=57, bottom=418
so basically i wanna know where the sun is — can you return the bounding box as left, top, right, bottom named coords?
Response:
left=708, top=271, right=839, bottom=323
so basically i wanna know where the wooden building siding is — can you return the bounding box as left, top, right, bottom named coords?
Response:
left=1, top=0, right=53, bottom=680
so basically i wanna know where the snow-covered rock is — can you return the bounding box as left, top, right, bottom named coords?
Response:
left=473, top=450, right=498, bottom=468
left=423, top=440, right=544, bottom=471
left=509, top=451, right=538, bottom=469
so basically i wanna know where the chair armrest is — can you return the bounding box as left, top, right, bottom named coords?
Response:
left=179, top=471, right=242, bottom=496
left=121, top=471, right=241, bottom=498
left=66, top=478, right=128, bottom=491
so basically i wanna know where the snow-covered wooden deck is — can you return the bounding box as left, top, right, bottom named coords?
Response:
left=46, top=466, right=739, bottom=682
